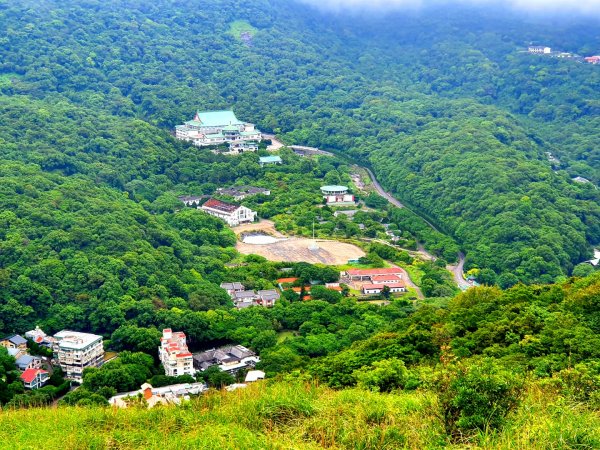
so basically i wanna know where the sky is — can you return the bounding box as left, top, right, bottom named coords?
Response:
left=297, top=0, right=600, bottom=16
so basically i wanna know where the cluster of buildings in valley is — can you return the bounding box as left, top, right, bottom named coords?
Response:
left=221, top=282, right=280, bottom=309
left=158, top=328, right=261, bottom=378
left=175, top=110, right=262, bottom=154
left=1, top=327, right=105, bottom=390
left=110, top=328, right=264, bottom=408
left=527, top=46, right=600, bottom=64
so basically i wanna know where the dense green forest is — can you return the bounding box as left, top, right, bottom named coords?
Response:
left=0, top=0, right=598, bottom=284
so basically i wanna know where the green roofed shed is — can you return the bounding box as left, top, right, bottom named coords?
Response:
left=259, top=156, right=282, bottom=165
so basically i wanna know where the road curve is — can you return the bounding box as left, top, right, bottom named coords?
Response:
left=362, top=167, right=442, bottom=233
left=447, top=252, right=470, bottom=290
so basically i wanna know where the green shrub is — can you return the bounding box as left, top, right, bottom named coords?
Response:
left=353, top=358, right=409, bottom=392
left=432, top=358, right=523, bottom=439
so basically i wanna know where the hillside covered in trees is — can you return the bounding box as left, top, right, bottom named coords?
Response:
left=0, top=0, right=598, bottom=284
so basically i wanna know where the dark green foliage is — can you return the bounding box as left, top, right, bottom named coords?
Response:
left=198, top=366, right=235, bottom=389
left=82, top=352, right=154, bottom=393
left=354, top=358, right=409, bottom=392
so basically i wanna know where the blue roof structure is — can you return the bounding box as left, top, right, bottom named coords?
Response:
left=3, top=334, right=27, bottom=346
left=16, top=355, right=35, bottom=370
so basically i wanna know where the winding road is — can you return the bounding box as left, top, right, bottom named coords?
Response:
left=447, top=252, right=470, bottom=290
left=269, top=140, right=468, bottom=291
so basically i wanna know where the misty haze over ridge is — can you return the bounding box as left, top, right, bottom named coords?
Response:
left=296, top=0, right=600, bottom=16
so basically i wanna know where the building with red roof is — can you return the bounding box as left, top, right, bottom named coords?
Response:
left=584, top=56, right=600, bottom=64
left=345, top=267, right=404, bottom=281
left=21, top=368, right=49, bottom=390
left=159, top=329, right=195, bottom=377
left=371, top=274, right=403, bottom=284
left=200, top=198, right=256, bottom=227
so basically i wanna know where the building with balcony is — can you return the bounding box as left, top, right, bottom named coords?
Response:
left=53, top=330, right=104, bottom=381
left=21, top=368, right=49, bottom=390
left=158, top=329, right=195, bottom=377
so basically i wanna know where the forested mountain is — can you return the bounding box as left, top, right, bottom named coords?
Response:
left=1, top=0, right=598, bottom=285
left=2, top=1, right=600, bottom=444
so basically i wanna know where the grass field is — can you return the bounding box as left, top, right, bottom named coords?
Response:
left=228, top=20, right=258, bottom=40
left=3, top=380, right=600, bottom=449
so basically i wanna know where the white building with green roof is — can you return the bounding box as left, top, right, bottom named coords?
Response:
left=175, top=110, right=262, bottom=151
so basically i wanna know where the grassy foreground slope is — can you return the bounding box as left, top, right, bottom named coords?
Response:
left=2, top=381, right=600, bottom=449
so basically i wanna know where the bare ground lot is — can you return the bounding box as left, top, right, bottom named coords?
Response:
left=235, top=221, right=365, bottom=265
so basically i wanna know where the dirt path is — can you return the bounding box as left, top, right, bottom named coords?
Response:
left=233, top=220, right=285, bottom=237
left=390, top=264, right=424, bottom=300
left=263, top=134, right=285, bottom=151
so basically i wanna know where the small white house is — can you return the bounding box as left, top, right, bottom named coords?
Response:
left=362, top=283, right=406, bottom=295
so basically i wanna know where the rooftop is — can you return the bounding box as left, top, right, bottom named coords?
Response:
left=258, top=290, right=280, bottom=301
left=245, top=370, right=265, bottom=382
left=234, top=290, right=258, bottom=300
left=16, top=355, right=35, bottom=367
left=202, top=198, right=240, bottom=213
left=371, top=274, right=403, bottom=282
left=20, top=368, right=48, bottom=384
left=220, top=282, right=245, bottom=291
left=54, top=330, right=103, bottom=350
left=259, top=156, right=282, bottom=163
left=346, top=268, right=403, bottom=276
left=320, top=185, right=348, bottom=192
left=192, top=110, right=244, bottom=128
left=2, top=334, right=27, bottom=346
left=160, top=329, right=191, bottom=359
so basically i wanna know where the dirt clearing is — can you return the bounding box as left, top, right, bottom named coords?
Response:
left=235, top=221, right=364, bottom=265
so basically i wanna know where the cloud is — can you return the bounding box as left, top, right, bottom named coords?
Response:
left=296, top=0, right=600, bottom=15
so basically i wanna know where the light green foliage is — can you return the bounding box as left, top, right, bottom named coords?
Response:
left=432, top=358, right=523, bottom=438
left=228, top=20, right=259, bottom=40
left=354, top=358, right=409, bottom=392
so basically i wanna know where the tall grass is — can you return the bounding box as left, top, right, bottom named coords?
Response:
left=2, top=381, right=600, bottom=449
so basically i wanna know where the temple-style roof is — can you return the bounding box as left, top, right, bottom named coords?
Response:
left=193, top=110, right=244, bottom=127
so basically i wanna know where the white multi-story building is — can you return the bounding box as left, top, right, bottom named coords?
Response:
left=528, top=46, right=551, bottom=54
left=158, top=329, right=195, bottom=377
left=53, top=330, right=104, bottom=381
left=200, top=198, right=256, bottom=227
left=175, top=110, right=262, bottom=148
